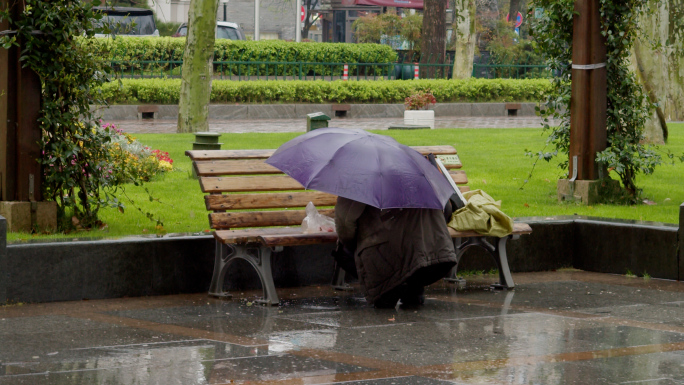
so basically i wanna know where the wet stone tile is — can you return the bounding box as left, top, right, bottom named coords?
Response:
left=577, top=303, right=684, bottom=327
left=315, top=313, right=684, bottom=367
left=457, top=281, right=684, bottom=311
left=445, top=351, right=684, bottom=385
left=0, top=339, right=265, bottom=377
left=0, top=319, right=192, bottom=362
left=328, top=376, right=465, bottom=384
left=207, top=354, right=371, bottom=383
left=276, top=299, right=525, bottom=329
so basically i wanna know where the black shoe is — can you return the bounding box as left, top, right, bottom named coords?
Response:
left=374, top=287, right=402, bottom=309
left=400, top=286, right=425, bottom=306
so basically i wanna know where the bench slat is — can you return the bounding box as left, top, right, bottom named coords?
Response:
left=259, top=233, right=338, bottom=247
left=205, top=191, right=337, bottom=210
left=196, top=158, right=463, bottom=177
left=200, top=175, right=304, bottom=193
left=214, top=227, right=304, bottom=244
left=195, top=160, right=282, bottom=176
left=200, top=171, right=467, bottom=194
left=215, top=222, right=533, bottom=246
left=210, top=209, right=335, bottom=229
left=186, top=145, right=457, bottom=162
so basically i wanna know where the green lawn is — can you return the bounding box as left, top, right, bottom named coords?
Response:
left=7, top=123, right=684, bottom=242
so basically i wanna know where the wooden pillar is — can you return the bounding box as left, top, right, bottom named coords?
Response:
left=0, top=0, right=18, bottom=202
left=0, top=0, right=42, bottom=202
left=569, top=0, right=607, bottom=181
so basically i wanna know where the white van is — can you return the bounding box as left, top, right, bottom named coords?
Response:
left=94, top=7, right=160, bottom=37
left=173, top=21, right=246, bottom=40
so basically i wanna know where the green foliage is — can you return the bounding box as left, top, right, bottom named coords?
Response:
left=0, top=0, right=170, bottom=231
left=352, top=12, right=422, bottom=54
left=530, top=0, right=660, bottom=202
left=487, top=20, right=544, bottom=69
left=100, top=78, right=553, bottom=104
left=155, top=19, right=180, bottom=37
left=0, top=0, right=116, bottom=228
left=92, top=37, right=398, bottom=76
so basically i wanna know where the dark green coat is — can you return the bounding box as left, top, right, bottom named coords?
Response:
left=335, top=197, right=457, bottom=303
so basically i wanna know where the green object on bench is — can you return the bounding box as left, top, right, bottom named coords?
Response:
left=185, top=145, right=532, bottom=305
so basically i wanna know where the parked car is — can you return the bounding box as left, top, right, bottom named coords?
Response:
left=173, top=21, right=245, bottom=40
left=94, top=7, right=160, bottom=37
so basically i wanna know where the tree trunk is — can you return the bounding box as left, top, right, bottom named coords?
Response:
left=452, top=0, right=477, bottom=79
left=420, top=0, right=447, bottom=78
left=630, top=0, right=684, bottom=144
left=508, top=0, right=522, bottom=30
left=301, top=0, right=319, bottom=40
left=177, top=0, right=219, bottom=133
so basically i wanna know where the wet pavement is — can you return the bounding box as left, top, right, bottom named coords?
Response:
left=1, top=271, right=683, bottom=384
left=110, top=116, right=556, bottom=134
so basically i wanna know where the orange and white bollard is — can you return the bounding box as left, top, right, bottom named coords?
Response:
left=414, top=63, right=419, bottom=79
left=343, top=64, right=349, bottom=81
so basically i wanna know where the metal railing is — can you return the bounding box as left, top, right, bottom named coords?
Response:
left=109, top=59, right=552, bottom=80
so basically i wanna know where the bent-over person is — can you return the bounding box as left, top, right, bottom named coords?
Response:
left=334, top=196, right=458, bottom=308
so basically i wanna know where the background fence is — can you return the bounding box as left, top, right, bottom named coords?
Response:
left=109, top=59, right=552, bottom=80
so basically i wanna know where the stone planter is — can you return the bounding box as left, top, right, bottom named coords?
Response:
left=404, top=110, right=435, bottom=129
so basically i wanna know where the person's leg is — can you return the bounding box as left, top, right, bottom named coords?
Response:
left=400, top=262, right=456, bottom=306
left=373, top=284, right=404, bottom=309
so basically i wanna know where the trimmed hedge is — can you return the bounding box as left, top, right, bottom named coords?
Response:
left=100, top=78, right=553, bottom=105
left=93, top=37, right=397, bottom=76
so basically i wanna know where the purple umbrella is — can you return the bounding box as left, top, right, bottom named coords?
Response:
left=265, top=127, right=455, bottom=210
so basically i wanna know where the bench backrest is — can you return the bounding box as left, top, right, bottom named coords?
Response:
left=186, top=146, right=468, bottom=231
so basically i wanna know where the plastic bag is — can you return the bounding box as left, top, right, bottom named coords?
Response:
left=301, top=202, right=336, bottom=233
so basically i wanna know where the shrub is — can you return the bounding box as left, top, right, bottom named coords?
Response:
left=99, top=78, right=553, bottom=105
left=91, top=37, right=398, bottom=77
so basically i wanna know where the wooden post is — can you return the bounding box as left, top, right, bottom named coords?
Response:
left=569, top=0, right=607, bottom=181
left=0, top=0, right=18, bottom=202
left=0, top=0, right=42, bottom=202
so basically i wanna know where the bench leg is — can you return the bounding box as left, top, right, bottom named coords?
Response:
left=491, top=237, right=515, bottom=290
left=207, top=243, right=280, bottom=306
left=444, top=238, right=467, bottom=287
left=331, top=263, right=354, bottom=291
left=208, top=242, right=233, bottom=299
left=444, top=236, right=515, bottom=290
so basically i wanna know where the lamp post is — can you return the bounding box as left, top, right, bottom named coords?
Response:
left=295, top=0, right=302, bottom=42
left=254, top=0, right=260, bottom=40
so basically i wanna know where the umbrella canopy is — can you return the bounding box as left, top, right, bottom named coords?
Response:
left=266, top=127, right=454, bottom=210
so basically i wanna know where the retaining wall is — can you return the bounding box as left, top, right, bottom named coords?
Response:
left=93, top=102, right=539, bottom=121
left=1, top=210, right=682, bottom=305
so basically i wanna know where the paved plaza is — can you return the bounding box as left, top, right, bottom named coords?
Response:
left=1, top=271, right=683, bottom=384
left=110, top=116, right=555, bottom=134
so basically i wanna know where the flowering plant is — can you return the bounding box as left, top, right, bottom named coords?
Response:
left=404, top=90, right=437, bottom=110
left=102, top=123, right=174, bottom=184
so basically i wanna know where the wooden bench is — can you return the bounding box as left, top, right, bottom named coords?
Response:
left=186, top=145, right=532, bottom=305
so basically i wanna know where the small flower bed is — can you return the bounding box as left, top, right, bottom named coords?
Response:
left=102, top=123, right=174, bottom=184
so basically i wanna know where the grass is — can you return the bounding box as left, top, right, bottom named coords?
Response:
left=7, top=123, right=684, bottom=243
